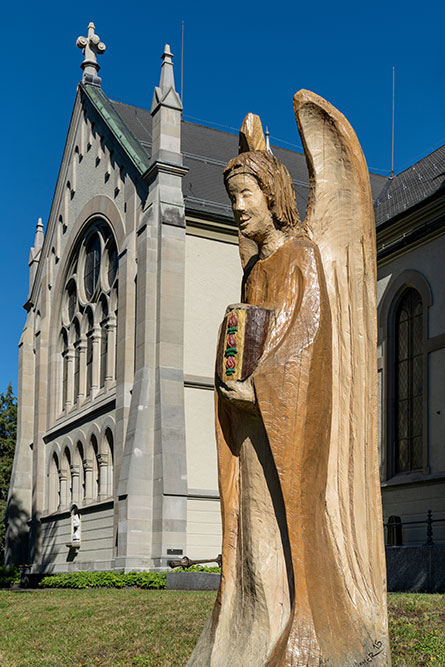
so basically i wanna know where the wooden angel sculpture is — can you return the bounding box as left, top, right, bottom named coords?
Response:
left=187, top=91, right=391, bottom=667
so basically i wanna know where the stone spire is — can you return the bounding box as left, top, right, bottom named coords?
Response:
left=117, top=41, right=188, bottom=571
left=159, top=44, right=175, bottom=91
left=28, top=218, right=44, bottom=295
left=76, top=22, right=106, bottom=86
left=33, top=217, right=44, bottom=253
left=151, top=44, right=182, bottom=114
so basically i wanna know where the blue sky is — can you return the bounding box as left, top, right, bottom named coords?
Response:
left=1, top=1, right=444, bottom=393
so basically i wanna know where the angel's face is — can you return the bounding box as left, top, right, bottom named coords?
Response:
left=226, top=173, right=275, bottom=245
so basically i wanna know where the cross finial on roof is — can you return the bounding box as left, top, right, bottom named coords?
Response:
left=76, top=22, right=106, bottom=86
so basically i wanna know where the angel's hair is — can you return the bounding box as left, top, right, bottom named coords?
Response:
left=223, top=150, right=303, bottom=232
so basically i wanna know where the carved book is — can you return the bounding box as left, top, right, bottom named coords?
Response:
left=216, top=305, right=272, bottom=382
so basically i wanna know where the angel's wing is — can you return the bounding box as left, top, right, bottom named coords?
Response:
left=293, top=90, right=387, bottom=620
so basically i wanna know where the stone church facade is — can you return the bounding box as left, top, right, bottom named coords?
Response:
left=6, top=24, right=445, bottom=574
left=375, top=149, right=445, bottom=545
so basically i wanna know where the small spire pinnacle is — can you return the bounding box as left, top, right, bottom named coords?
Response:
left=34, top=217, right=44, bottom=252
left=76, top=21, right=106, bottom=86
left=28, top=217, right=44, bottom=294
left=151, top=43, right=182, bottom=113
left=159, top=44, right=176, bottom=92
left=265, top=126, right=273, bottom=154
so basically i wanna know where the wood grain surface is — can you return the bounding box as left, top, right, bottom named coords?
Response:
left=188, top=94, right=390, bottom=667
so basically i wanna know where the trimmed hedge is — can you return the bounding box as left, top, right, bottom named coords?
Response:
left=38, top=566, right=221, bottom=589
left=176, top=565, right=221, bottom=573
left=39, top=570, right=166, bottom=589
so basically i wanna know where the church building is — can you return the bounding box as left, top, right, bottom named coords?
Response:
left=6, top=23, right=445, bottom=574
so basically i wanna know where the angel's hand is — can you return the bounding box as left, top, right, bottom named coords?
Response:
left=217, top=377, right=258, bottom=414
left=225, top=303, right=244, bottom=314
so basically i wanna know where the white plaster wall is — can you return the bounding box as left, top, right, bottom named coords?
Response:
left=377, top=273, right=392, bottom=356
left=378, top=234, right=445, bottom=338
left=382, top=483, right=445, bottom=545
left=184, top=234, right=242, bottom=378
left=184, top=386, right=218, bottom=492
left=186, top=498, right=222, bottom=560
left=429, top=348, right=445, bottom=473
left=377, top=273, right=392, bottom=310
left=39, top=504, right=114, bottom=573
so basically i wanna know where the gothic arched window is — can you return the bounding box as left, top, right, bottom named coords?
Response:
left=61, top=330, right=69, bottom=408
left=394, top=288, right=423, bottom=473
left=76, top=442, right=85, bottom=500
left=86, top=309, right=94, bottom=397
left=73, top=320, right=81, bottom=403
left=62, top=448, right=72, bottom=507
left=84, top=233, right=101, bottom=300
left=99, top=297, right=108, bottom=389
left=49, top=453, right=60, bottom=512
left=59, top=221, right=118, bottom=414
left=104, top=428, right=114, bottom=497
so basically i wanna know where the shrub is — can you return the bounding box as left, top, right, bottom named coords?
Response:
left=39, top=570, right=166, bottom=590
left=38, top=566, right=221, bottom=590
left=172, top=565, right=221, bottom=573
left=0, top=565, right=20, bottom=588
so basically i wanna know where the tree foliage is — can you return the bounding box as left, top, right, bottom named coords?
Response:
left=0, top=383, right=17, bottom=564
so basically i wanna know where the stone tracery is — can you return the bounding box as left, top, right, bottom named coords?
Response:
left=59, top=220, right=118, bottom=414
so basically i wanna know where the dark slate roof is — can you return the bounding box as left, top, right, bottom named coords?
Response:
left=374, top=145, right=445, bottom=226
left=109, top=97, right=388, bottom=222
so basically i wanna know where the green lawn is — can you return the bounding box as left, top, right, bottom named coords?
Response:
left=0, top=589, right=443, bottom=666
left=388, top=593, right=445, bottom=665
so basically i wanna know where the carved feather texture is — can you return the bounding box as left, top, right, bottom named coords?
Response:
left=294, top=89, right=389, bottom=658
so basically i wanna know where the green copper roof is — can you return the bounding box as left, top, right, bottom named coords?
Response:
left=81, top=83, right=150, bottom=174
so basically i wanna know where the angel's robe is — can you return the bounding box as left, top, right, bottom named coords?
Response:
left=188, top=234, right=339, bottom=666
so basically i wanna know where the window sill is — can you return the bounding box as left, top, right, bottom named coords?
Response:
left=381, top=471, right=445, bottom=488
left=40, top=497, right=114, bottom=521
left=46, top=390, right=116, bottom=440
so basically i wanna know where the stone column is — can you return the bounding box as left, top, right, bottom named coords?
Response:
left=97, top=454, right=109, bottom=500
left=105, top=315, right=117, bottom=390
left=70, top=464, right=80, bottom=504
left=65, top=344, right=75, bottom=410
left=83, top=459, right=93, bottom=503
left=90, top=325, right=101, bottom=398
left=106, top=462, right=113, bottom=497
left=77, top=337, right=87, bottom=404
left=59, top=471, right=68, bottom=510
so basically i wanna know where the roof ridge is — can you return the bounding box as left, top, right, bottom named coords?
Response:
left=109, top=97, right=307, bottom=157
left=82, top=85, right=150, bottom=174
left=392, top=143, right=445, bottom=179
